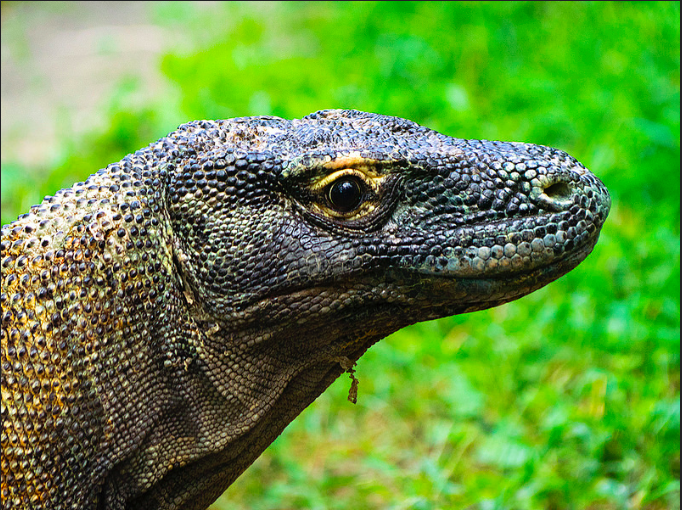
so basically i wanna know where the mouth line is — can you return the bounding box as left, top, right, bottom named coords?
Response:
left=227, top=206, right=606, bottom=318
left=216, top=238, right=597, bottom=338
left=246, top=238, right=594, bottom=312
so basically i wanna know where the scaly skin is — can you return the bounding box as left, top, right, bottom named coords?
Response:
left=1, top=110, right=610, bottom=509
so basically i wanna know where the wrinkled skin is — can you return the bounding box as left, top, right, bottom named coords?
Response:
left=1, top=110, right=610, bottom=509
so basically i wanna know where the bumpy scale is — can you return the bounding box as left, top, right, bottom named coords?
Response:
left=1, top=110, right=610, bottom=510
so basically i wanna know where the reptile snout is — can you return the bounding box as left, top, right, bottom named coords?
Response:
left=527, top=153, right=611, bottom=225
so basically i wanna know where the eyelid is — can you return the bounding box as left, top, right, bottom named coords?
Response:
left=310, top=168, right=382, bottom=193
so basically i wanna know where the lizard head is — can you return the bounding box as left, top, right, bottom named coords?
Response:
left=166, top=109, right=610, bottom=359
left=0, top=109, right=611, bottom=507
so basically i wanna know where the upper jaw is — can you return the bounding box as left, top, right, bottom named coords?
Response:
left=401, top=145, right=611, bottom=280
left=411, top=203, right=606, bottom=280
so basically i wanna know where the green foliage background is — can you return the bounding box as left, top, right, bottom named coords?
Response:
left=1, top=3, right=679, bottom=509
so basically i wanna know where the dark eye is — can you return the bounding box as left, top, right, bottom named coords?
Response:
left=328, top=178, right=363, bottom=213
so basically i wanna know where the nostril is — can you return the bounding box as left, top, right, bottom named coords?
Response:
left=533, top=180, right=575, bottom=211
left=543, top=182, right=572, bottom=200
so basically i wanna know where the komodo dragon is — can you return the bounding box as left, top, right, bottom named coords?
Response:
left=1, top=109, right=610, bottom=509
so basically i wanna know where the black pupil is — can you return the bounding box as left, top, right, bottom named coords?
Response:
left=328, top=178, right=362, bottom=212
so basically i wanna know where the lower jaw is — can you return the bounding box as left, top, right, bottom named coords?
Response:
left=411, top=243, right=596, bottom=315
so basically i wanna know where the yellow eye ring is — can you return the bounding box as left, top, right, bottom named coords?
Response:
left=310, top=169, right=380, bottom=220
left=311, top=168, right=379, bottom=192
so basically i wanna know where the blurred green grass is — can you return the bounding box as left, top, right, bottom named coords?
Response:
left=1, top=2, right=679, bottom=509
